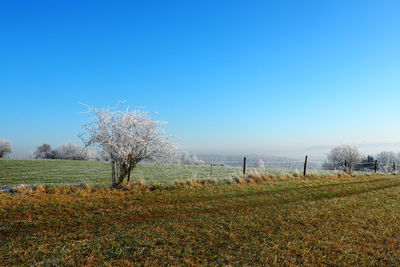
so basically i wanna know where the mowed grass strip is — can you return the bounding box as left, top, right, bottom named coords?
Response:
left=0, top=174, right=399, bottom=265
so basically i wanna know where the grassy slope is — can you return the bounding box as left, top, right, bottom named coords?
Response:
left=1, top=174, right=400, bottom=265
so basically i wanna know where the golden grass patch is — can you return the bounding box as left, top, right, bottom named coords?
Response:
left=1, top=174, right=399, bottom=265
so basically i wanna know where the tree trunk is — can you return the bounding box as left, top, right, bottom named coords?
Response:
left=347, top=163, right=353, bottom=175
left=111, top=161, right=137, bottom=187
left=111, top=161, right=116, bottom=186
left=117, top=162, right=128, bottom=185
left=117, top=170, right=126, bottom=184
left=127, top=169, right=131, bottom=183
left=111, top=160, right=127, bottom=187
left=126, top=164, right=136, bottom=183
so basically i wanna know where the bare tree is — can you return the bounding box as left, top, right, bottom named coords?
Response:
left=326, top=144, right=361, bottom=174
left=0, top=140, right=12, bottom=158
left=256, top=159, right=265, bottom=168
left=80, top=103, right=177, bottom=186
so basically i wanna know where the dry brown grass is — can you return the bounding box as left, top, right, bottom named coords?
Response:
left=176, top=172, right=362, bottom=187
left=1, top=174, right=399, bottom=265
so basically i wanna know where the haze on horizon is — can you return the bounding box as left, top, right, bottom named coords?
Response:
left=1, top=1, right=400, bottom=159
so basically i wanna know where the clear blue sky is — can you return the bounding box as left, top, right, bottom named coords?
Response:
left=1, top=0, right=400, bottom=157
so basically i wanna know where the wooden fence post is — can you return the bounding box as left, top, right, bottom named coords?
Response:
left=375, top=160, right=378, bottom=173
left=303, top=155, right=308, bottom=177
left=393, top=162, right=396, bottom=173
left=210, top=163, right=213, bottom=176
left=243, top=157, right=247, bottom=176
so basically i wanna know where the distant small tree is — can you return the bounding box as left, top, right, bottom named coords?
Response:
left=366, top=155, right=375, bottom=163
left=326, top=144, right=361, bottom=174
left=192, top=154, right=205, bottom=165
left=80, top=103, right=177, bottom=186
left=34, top=144, right=53, bottom=159
left=0, top=140, right=12, bottom=158
left=181, top=152, right=192, bottom=165
left=256, top=159, right=265, bottom=168
left=194, top=160, right=205, bottom=165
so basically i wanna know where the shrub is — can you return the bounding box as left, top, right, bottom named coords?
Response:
left=0, top=140, right=12, bottom=158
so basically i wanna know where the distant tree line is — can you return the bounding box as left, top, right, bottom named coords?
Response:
left=323, top=145, right=400, bottom=173
left=34, top=143, right=100, bottom=161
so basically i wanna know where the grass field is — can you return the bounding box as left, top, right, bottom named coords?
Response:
left=0, top=159, right=245, bottom=187
left=0, top=159, right=333, bottom=187
left=1, top=174, right=399, bottom=265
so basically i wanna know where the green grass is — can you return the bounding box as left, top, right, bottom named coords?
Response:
left=1, top=174, right=399, bottom=265
left=0, top=159, right=372, bottom=187
left=0, top=159, right=248, bottom=186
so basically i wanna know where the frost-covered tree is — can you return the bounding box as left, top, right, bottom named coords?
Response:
left=192, top=155, right=205, bottom=165
left=181, top=152, right=192, bottom=165
left=192, top=154, right=205, bottom=165
left=181, top=152, right=204, bottom=165
left=256, top=159, right=265, bottom=168
left=326, top=144, right=361, bottom=174
left=194, top=159, right=205, bottom=165
left=34, top=144, right=53, bottom=159
left=80, top=103, right=177, bottom=186
left=0, top=140, right=12, bottom=158
left=54, top=143, right=88, bottom=160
